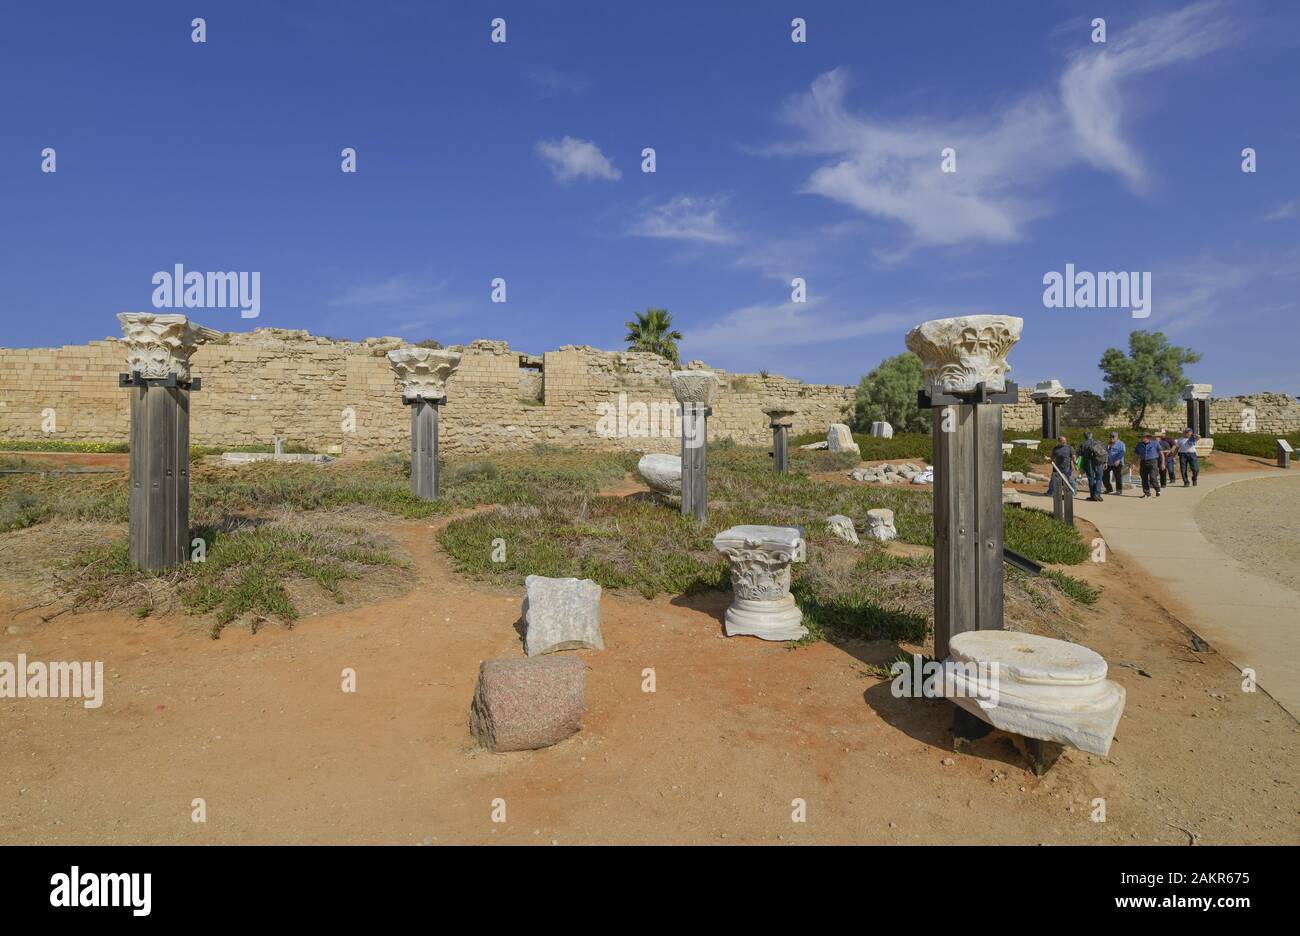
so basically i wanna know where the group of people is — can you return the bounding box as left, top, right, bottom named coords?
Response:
left=1048, top=427, right=1201, bottom=502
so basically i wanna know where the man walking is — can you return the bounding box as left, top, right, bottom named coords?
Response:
left=1157, top=430, right=1177, bottom=489
left=1177, top=426, right=1200, bottom=486
left=1047, top=434, right=1076, bottom=499
left=1080, top=431, right=1106, bottom=501
left=1136, top=431, right=1163, bottom=498
left=1103, top=431, right=1126, bottom=495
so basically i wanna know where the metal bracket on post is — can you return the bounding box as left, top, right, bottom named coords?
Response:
left=119, top=372, right=201, bottom=391
left=401, top=395, right=446, bottom=407
left=918, top=380, right=1019, bottom=409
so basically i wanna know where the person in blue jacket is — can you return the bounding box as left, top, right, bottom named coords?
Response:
left=1135, top=432, right=1163, bottom=498
left=1102, top=431, right=1127, bottom=495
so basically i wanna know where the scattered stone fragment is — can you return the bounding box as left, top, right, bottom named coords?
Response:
left=637, top=453, right=682, bottom=495
left=1002, top=488, right=1023, bottom=507
left=469, top=656, right=586, bottom=753
left=825, top=515, right=860, bottom=545
left=866, top=508, right=897, bottom=542
left=523, top=575, right=604, bottom=656
left=826, top=423, right=861, bottom=458
left=870, top=421, right=894, bottom=438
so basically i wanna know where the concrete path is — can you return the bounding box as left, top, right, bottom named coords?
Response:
left=1025, top=469, right=1300, bottom=720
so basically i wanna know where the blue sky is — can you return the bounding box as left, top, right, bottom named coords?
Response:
left=2, top=0, right=1297, bottom=395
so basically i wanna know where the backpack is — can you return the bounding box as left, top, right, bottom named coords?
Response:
left=1083, top=439, right=1106, bottom=462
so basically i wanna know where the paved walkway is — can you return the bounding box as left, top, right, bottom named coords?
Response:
left=1026, top=469, right=1300, bottom=720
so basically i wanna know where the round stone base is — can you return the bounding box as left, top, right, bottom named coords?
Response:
left=724, top=594, right=807, bottom=641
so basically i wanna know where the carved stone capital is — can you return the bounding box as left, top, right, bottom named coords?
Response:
left=671, top=370, right=719, bottom=406
left=713, top=525, right=807, bottom=641
left=904, top=315, right=1023, bottom=396
left=1181, top=383, right=1212, bottom=401
left=762, top=403, right=797, bottom=427
left=117, top=312, right=222, bottom=380
left=1030, top=379, right=1070, bottom=403
left=387, top=347, right=463, bottom=400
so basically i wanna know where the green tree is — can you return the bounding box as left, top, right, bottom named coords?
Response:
left=624, top=307, right=683, bottom=364
left=1098, top=330, right=1202, bottom=428
left=852, top=352, right=930, bottom=433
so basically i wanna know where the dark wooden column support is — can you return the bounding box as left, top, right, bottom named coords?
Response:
left=681, top=403, right=711, bottom=520
left=404, top=395, right=444, bottom=500
left=120, top=371, right=199, bottom=572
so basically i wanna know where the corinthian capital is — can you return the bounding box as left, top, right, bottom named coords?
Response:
left=387, top=347, right=463, bottom=400
left=904, top=315, right=1023, bottom=397
left=117, top=312, right=222, bottom=381
left=671, top=370, right=719, bottom=406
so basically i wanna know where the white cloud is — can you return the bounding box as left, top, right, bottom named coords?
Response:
left=1060, top=1, right=1233, bottom=187
left=528, top=66, right=588, bottom=97
left=1264, top=200, right=1298, bottom=221
left=768, top=1, right=1233, bottom=248
left=681, top=296, right=914, bottom=354
left=327, top=271, right=469, bottom=335
left=629, top=195, right=735, bottom=243
left=536, top=136, right=621, bottom=182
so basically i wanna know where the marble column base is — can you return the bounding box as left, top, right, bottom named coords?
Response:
left=724, top=594, right=808, bottom=641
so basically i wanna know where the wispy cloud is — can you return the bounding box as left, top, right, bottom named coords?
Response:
left=1264, top=199, right=1298, bottom=221
left=1060, top=1, right=1235, bottom=187
left=629, top=195, right=735, bottom=243
left=528, top=66, right=589, bottom=97
left=536, top=136, right=621, bottom=182
left=327, top=271, right=468, bottom=336
left=766, top=1, right=1234, bottom=249
left=681, top=297, right=913, bottom=354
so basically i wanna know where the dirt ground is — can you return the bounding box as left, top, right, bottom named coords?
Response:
left=2, top=472, right=1298, bottom=845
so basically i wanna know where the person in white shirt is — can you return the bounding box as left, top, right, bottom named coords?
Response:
left=1176, top=427, right=1200, bottom=486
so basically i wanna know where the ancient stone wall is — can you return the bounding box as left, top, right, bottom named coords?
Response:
left=999, top=386, right=1300, bottom=435
left=0, top=329, right=855, bottom=455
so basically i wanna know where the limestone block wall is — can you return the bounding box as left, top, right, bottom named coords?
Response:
left=0, top=329, right=855, bottom=456
left=999, top=385, right=1300, bottom=435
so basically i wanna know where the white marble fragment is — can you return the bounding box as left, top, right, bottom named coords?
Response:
left=523, top=575, right=604, bottom=656
left=945, top=631, right=1126, bottom=756
left=904, top=315, right=1023, bottom=396
left=637, top=453, right=682, bottom=495
left=825, top=515, right=859, bottom=545
left=866, top=508, right=897, bottom=542
left=713, top=525, right=807, bottom=641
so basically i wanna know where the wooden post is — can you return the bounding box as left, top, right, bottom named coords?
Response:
left=681, top=403, right=709, bottom=520
left=116, top=312, right=218, bottom=574
left=772, top=424, right=789, bottom=473
left=931, top=398, right=1006, bottom=661
left=409, top=397, right=442, bottom=500
left=126, top=378, right=192, bottom=571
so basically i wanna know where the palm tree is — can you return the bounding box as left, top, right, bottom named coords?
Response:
left=624, top=307, right=683, bottom=364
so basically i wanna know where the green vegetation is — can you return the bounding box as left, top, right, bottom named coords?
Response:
left=66, top=525, right=398, bottom=639
left=1212, top=431, right=1300, bottom=459
left=8, top=439, right=1091, bottom=642
left=624, top=307, right=683, bottom=364
left=851, top=351, right=930, bottom=434
left=1099, top=330, right=1201, bottom=428
left=1043, top=569, right=1101, bottom=605
left=0, top=439, right=128, bottom=453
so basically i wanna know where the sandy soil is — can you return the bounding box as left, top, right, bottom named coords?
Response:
left=2, top=487, right=1298, bottom=845
left=1195, top=476, right=1300, bottom=595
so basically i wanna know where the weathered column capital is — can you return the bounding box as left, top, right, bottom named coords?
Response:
left=1181, top=383, right=1213, bottom=401
left=1030, top=379, right=1070, bottom=403
left=762, top=403, right=797, bottom=427
left=671, top=369, right=719, bottom=406
left=904, top=315, right=1023, bottom=396
left=117, top=312, right=222, bottom=381
left=713, top=524, right=807, bottom=641
left=387, top=347, right=463, bottom=400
